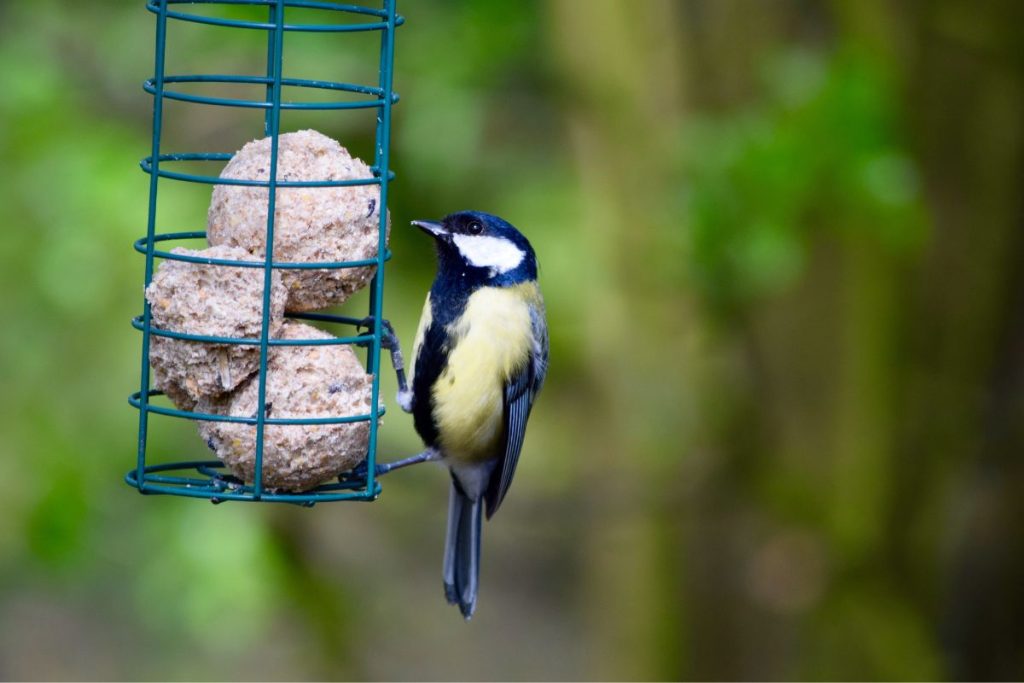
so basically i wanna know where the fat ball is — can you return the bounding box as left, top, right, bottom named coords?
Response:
left=198, top=321, right=375, bottom=492
left=207, top=129, right=389, bottom=312
left=145, top=244, right=287, bottom=409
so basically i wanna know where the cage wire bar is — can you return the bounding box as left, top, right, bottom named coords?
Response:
left=126, top=0, right=402, bottom=505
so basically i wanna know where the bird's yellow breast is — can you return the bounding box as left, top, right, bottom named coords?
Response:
left=432, top=283, right=539, bottom=462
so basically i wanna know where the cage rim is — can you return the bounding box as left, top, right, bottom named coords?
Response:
left=130, top=390, right=384, bottom=425
left=140, top=153, right=394, bottom=187
left=130, top=318, right=372, bottom=347
left=144, top=74, right=399, bottom=111
left=131, top=318, right=373, bottom=348
left=147, top=0, right=406, bottom=32
left=133, top=232, right=393, bottom=270
left=125, top=460, right=381, bottom=506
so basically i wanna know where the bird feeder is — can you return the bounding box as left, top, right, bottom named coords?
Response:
left=126, top=0, right=401, bottom=505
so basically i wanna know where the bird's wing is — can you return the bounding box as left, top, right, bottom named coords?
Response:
left=484, top=301, right=548, bottom=518
left=483, top=366, right=533, bottom=519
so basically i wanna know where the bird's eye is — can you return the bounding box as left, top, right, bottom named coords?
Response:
left=467, top=221, right=483, bottom=235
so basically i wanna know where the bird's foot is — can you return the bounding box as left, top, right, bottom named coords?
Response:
left=354, top=316, right=399, bottom=351
left=355, top=316, right=410, bottom=411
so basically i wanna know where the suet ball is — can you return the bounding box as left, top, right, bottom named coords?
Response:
left=145, top=244, right=287, bottom=409
left=197, top=321, right=375, bottom=491
left=207, top=129, right=389, bottom=312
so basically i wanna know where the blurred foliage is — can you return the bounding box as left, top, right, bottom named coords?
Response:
left=684, top=48, right=926, bottom=313
left=0, top=0, right=1023, bottom=680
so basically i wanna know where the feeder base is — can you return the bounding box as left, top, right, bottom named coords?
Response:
left=124, top=460, right=380, bottom=506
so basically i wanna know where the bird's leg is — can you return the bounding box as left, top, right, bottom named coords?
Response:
left=344, top=449, right=441, bottom=480
left=356, top=316, right=413, bottom=413
left=377, top=448, right=442, bottom=474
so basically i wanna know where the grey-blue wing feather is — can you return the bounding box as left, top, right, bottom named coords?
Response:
left=529, top=302, right=549, bottom=396
left=484, top=301, right=548, bottom=518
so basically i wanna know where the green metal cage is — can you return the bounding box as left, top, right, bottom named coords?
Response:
left=127, top=0, right=402, bottom=506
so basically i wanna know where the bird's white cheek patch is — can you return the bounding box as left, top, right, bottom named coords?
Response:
left=452, top=234, right=525, bottom=274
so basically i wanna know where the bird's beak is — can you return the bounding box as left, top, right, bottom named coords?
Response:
left=411, top=220, right=448, bottom=239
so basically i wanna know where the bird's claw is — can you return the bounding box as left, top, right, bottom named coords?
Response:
left=354, top=316, right=398, bottom=349
left=339, top=461, right=388, bottom=481
left=354, top=316, right=410, bottom=400
left=342, top=461, right=371, bottom=480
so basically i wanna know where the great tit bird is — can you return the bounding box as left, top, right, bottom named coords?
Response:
left=371, top=210, right=548, bottom=619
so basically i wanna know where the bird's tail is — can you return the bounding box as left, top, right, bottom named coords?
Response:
left=443, top=479, right=483, bottom=619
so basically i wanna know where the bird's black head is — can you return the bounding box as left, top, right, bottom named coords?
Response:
left=412, top=211, right=537, bottom=286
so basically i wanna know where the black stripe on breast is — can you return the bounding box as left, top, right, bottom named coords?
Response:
left=411, top=320, right=451, bottom=448
left=411, top=274, right=476, bottom=448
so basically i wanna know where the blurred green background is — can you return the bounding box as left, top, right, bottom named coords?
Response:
left=1, top=0, right=1023, bottom=680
